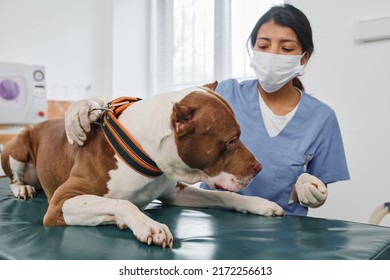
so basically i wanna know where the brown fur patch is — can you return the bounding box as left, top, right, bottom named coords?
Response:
left=2, top=119, right=118, bottom=225
left=171, top=90, right=260, bottom=180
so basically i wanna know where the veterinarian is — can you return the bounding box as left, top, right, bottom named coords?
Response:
left=64, top=4, right=349, bottom=216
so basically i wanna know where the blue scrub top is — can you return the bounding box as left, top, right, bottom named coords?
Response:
left=201, top=79, right=350, bottom=216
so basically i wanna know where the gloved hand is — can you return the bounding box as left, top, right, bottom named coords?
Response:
left=292, top=173, right=328, bottom=208
left=65, top=97, right=107, bottom=145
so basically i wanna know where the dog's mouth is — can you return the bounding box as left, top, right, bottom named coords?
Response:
left=213, top=179, right=251, bottom=192
left=212, top=183, right=244, bottom=192
left=214, top=184, right=229, bottom=191
left=206, top=171, right=256, bottom=192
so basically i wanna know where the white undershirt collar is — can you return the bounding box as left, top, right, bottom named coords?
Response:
left=258, top=88, right=302, bottom=137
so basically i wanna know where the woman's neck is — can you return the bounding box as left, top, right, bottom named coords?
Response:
left=258, top=82, right=301, bottom=116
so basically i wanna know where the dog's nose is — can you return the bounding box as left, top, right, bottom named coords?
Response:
left=252, top=161, right=262, bottom=175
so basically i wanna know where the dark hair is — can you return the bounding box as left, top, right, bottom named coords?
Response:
left=248, top=4, right=314, bottom=90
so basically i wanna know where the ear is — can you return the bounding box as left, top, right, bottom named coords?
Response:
left=171, top=102, right=197, bottom=137
left=301, top=52, right=310, bottom=65
left=202, top=81, right=218, bottom=91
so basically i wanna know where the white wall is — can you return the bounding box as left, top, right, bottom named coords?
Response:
left=0, top=0, right=152, bottom=100
left=0, top=0, right=113, bottom=100
left=289, top=0, right=390, bottom=226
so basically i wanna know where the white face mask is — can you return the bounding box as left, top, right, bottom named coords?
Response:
left=250, top=51, right=305, bottom=93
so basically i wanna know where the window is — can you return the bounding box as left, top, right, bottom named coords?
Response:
left=152, top=0, right=284, bottom=94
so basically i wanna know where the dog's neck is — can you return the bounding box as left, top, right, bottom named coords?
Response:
left=118, top=87, right=207, bottom=184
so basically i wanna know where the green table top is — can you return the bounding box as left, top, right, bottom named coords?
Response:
left=0, top=178, right=389, bottom=260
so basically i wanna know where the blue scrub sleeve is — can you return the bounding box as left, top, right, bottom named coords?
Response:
left=308, top=113, right=350, bottom=184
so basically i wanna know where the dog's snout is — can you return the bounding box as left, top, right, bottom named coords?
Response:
left=252, top=161, right=262, bottom=175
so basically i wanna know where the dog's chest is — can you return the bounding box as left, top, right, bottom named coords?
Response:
left=103, top=158, right=175, bottom=208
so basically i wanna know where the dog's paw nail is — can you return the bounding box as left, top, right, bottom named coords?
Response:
left=117, top=223, right=126, bottom=230
left=147, top=236, right=152, bottom=245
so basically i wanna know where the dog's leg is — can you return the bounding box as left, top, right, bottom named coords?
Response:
left=1, top=128, right=39, bottom=200
left=8, top=159, right=37, bottom=200
left=160, top=183, right=284, bottom=216
left=45, top=193, right=174, bottom=248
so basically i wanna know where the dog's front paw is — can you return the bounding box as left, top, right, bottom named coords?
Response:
left=244, top=196, right=284, bottom=217
left=10, top=183, right=36, bottom=200
left=132, top=219, right=174, bottom=249
left=259, top=199, right=284, bottom=217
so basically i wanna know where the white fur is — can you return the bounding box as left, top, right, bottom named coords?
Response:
left=9, top=156, right=38, bottom=199
left=161, top=185, right=284, bottom=217
left=104, top=154, right=176, bottom=209
left=63, top=194, right=173, bottom=246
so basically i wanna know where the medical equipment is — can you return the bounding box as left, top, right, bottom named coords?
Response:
left=369, top=202, right=390, bottom=225
left=0, top=61, right=47, bottom=124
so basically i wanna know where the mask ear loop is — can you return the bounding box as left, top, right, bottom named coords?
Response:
left=246, top=37, right=254, bottom=59
left=299, top=52, right=308, bottom=76
left=300, top=51, right=307, bottom=61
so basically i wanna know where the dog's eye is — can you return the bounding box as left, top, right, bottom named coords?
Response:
left=226, top=137, right=238, bottom=150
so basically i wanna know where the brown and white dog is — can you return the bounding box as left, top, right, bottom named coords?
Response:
left=1, top=83, right=284, bottom=248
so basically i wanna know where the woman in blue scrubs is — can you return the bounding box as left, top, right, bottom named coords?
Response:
left=64, top=4, right=349, bottom=216
left=200, top=4, right=350, bottom=215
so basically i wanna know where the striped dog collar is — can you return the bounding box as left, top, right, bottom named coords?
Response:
left=96, top=97, right=163, bottom=177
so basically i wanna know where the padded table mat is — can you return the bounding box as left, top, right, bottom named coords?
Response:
left=0, top=178, right=389, bottom=260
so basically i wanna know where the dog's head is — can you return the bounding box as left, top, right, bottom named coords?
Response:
left=171, top=82, right=261, bottom=192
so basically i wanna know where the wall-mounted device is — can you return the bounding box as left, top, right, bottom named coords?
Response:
left=354, top=16, right=390, bottom=43
left=0, top=61, right=47, bottom=124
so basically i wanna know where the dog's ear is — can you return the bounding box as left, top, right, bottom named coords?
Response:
left=172, top=102, right=196, bottom=137
left=202, top=81, right=218, bottom=91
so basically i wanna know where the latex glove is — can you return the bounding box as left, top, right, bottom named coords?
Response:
left=291, top=173, right=328, bottom=208
left=65, top=97, right=107, bottom=146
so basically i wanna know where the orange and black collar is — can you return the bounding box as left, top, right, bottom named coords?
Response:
left=96, top=97, right=163, bottom=177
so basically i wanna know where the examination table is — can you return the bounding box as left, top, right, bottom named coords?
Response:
left=0, top=178, right=389, bottom=260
